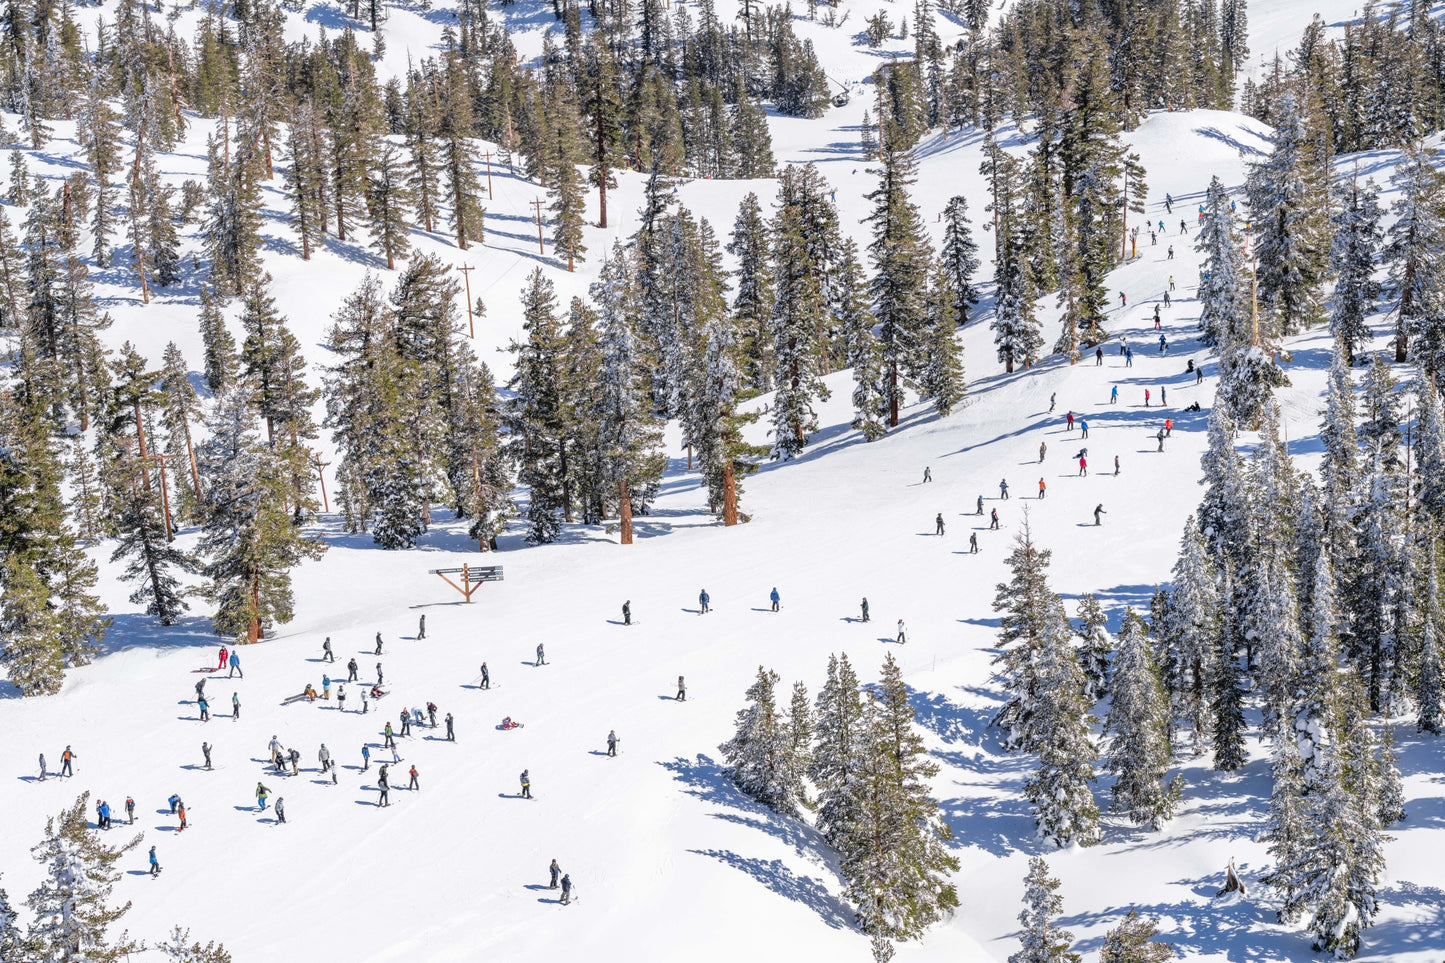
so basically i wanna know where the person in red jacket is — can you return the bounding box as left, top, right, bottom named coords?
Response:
left=218, top=646, right=228, bottom=671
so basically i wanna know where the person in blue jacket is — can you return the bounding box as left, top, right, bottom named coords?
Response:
left=698, top=589, right=710, bottom=614
left=770, top=588, right=780, bottom=612
left=228, top=651, right=241, bottom=678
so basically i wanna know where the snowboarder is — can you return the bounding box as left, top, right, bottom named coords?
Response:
left=149, top=845, right=160, bottom=877
left=935, top=513, right=945, bottom=535
left=197, top=696, right=210, bottom=722
left=622, top=601, right=631, bottom=626
left=1038, top=478, right=1046, bottom=499
left=480, top=662, right=490, bottom=689
left=1039, top=441, right=1047, bottom=462
left=1079, top=456, right=1088, bottom=477
left=1179, top=219, right=1187, bottom=234
left=1196, top=365, right=1204, bottom=385
left=375, top=632, right=384, bottom=656
left=274, top=797, right=285, bottom=824
left=922, top=466, right=932, bottom=483
left=418, top=615, right=426, bottom=640
left=535, top=644, right=546, bottom=666
left=228, top=651, right=241, bottom=678
left=698, top=589, right=711, bottom=614
left=255, top=783, right=271, bottom=811
left=361, top=745, right=371, bottom=770
left=323, top=637, right=334, bottom=662
left=1153, top=305, right=1161, bottom=329
left=445, top=713, right=455, bottom=741
left=677, top=676, right=687, bottom=701
left=98, top=799, right=111, bottom=829
left=60, top=746, right=74, bottom=777
left=1163, top=290, right=1171, bottom=308
left=1125, top=347, right=1134, bottom=367
left=969, top=532, right=979, bottom=553
left=1159, top=335, right=1168, bottom=354
left=125, top=797, right=135, bottom=824
left=322, top=675, right=331, bottom=699
left=288, top=748, right=300, bottom=775
left=560, top=874, right=573, bottom=905
left=896, top=619, right=907, bottom=645
left=37, top=753, right=45, bottom=781
left=408, top=765, right=419, bottom=790
left=1094, top=504, right=1106, bottom=526
left=520, top=769, right=532, bottom=799
left=990, top=508, right=1000, bottom=530
left=218, top=646, right=228, bottom=671
left=607, top=730, right=618, bottom=756
left=202, top=742, right=212, bottom=770
left=318, top=744, right=332, bottom=773
left=770, top=587, right=781, bottom=611
left=337, top=685, right=346, bottom=712
left=999, top=479, right=1009, bottom=499
left=1119, top=291, right=1126, bottom=307
left=347, top=658, right=359, bottom=682
left=550, top=859, right=561, bottom=889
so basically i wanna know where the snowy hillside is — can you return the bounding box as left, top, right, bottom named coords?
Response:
left=1, top=0, right=1443, bottom=960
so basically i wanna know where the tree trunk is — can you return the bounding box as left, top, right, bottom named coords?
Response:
left=888, top=363, right=900, bottom=427
left=723, top=461, right=738, bottom=526
left=619, top=479, right=633, bottom=544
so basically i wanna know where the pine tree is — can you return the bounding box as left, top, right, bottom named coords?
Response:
left=197, top=285, right=239, bottom=395
left=991, top=174, right=1043, bottom=372
left=155, top=926, right=234, bottom=963
left=1105, top=609, right=1182, bottom=828
left=1327, top=174, right=1383, bottom=366
left=1164, top=522, right=1220, bottom=750
left=1073, top=593, right=1112, bottom=702
left=546, top=101, right=588, bottom=271
left=367, top=140, right=413, bottom=270
left=920, top=266, right=967, bottom=416
left=992, top=517, right=1067, bottom=750
left=507, top=269, right=571, bottom=543
left=158, top=342, right=203, bottom=522
left=841, top=653, right=960, bottom=940
left=26, top=792, right=141, bottom=962
left=1211, top=571, right=1248, bottom=771
left=1386, top=143, right=1445, bottom=365
left=718, top=666, right=805, bottom=815
left=811, top=652, right=867, bottom=847
left=1416, top=372, right=1445, bottom=531
left=838, top=238, right=888, bottom=441
left=110, top=459, right=196, bottom=625
left=0, top=877, right=21, bottom=961
left=728, top=192, right=775, bottom=393
left=1009, top=857, right=1080, bottom=963
left=940, top=195, right=979, bottom=325
left=1195, top=176, right=1243, bottom=349
left=1098, top=911, right=1176, bottom=963
left=1419, top=538, right=1444, bottom=734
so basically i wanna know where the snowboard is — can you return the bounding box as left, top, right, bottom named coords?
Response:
left=192, top=667, right=220, bottom=673
left=497, top=723, right=526, bottom=730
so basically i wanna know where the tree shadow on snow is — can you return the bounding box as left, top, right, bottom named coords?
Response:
left=689, top=849, right=854, bottom=930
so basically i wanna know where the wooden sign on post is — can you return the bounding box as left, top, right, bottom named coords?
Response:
left=429, top=563, right=504, bottom=602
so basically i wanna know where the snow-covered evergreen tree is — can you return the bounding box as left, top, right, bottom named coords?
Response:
left=507, top=270, right=571, bottom=543
left=1295, top=551, right=1341, bottom=786
left=727, top=192, right=775, bottom=393
left=1009, top=857, right=1080, bottom=963
left=1319, top=345, right=1360, bottom=582
left=1195, top=176, right=1242, bottom=349
left=940, top=194, right=979, bottom=325
left=1166, top=520, right=1221, bottom=750
left=1418, top=542, right=1444, bottom=734
left=1211, top=570, right=1249, bottom=771
left=110, top=468, right=196, bottom=625
left=1104, top=609, right=1182, bottom=828
left=1098, top=911, right=1176, bottom=962
left=1073, top=593, right=1112, bottom=702
left=811, top=652, right=866, bottom=847
left=718, top=666, right=805, bottom=816
left=1385, top=143, right=1445, bottom=366
left=1415, top=371, right=1445, bottom=531
left=1327, top=175, right=1383, bottom=366
left=155, top=925, right=234, bottom=962
left=920, top=265, right=967, bottom=416
left=992, top=517, right=1063, bottom=749
left=1025, top=596, right=1101, bottom=847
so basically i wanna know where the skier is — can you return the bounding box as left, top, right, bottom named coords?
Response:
left=322, top=675, right=331, bottom=699
left=622, top=601, right=631, bottom=626
left=969, top=532, right=979, bottom=553
left=384, top=722, right=396, bottom=748
left=149, top=845, right=160, bottom=877
left=218, top=646, right=228, bottom=671
left=1159, top=335, right=1168, bottom=354
left=1179, top=219, right=1187, bottom=234
left=375, top=632, right=384, bottom=656
left=1157, top=428, right=1166, bottom=452
left=1163, top=290, right=1171, bottom=308
left=400, top=708, right=412, bottom=738
left=361, top=745, right=371, bottom=771
left=228, top=651, right=241, bottom=678
left=347, top=658, right=359, bottom=682
left=1038, top=478, right=1046, bottom=499
left=376, top=663, right=385, bottom=686
left=274, top=798, right=285, bottom=824
left=770, top=587, right=781, bottom=611
left=1079, top=455, right=1088, bottom=477
left=37, top=753, right=45, bottom=781
left=319, top=744, right=332, bottom=773
left=288, top=748, right=300, bottom=775
left=560, top=874, right=573, bottom=905
left=1169, top=274, right=1176, bottom=291
left=1110, top=386, right=1118, bottom=405
left=1080, top=419, right=1089, bottom=439
left=1049, top=392, right=1056, bottom=412
left=337, top=685, right=346, bottom=712
left=323, top=637, right=334, bottom=662
left=268, top=735, right=283, bottom=766
left=1114, top=455, right=1120, bottom=475
left=896, top=619, right=907, bottom=645
left=377, top=767, right=390, bottom=807
left=935, top=513, right=945, bottom=536
left=418, top=615, right=426, bottom=640
left=200, top=697, right=212, bottom=721
left=60, top=746, right=74, bottom=777
left=1094, top=504, right=1106, bottom=526
left=1144, top=388, right=1151, bottom=407
left=698, top=589, right=711, bottom=614
left=999, top=479, right=1009, bottom=499
left=195, top=678, right=206, bottom=701
left=1165, top=192, right=1173, bottom=212
left=1125, top=347, right=1134, bottom=367
left=445, top=713, right=455, bottom=742
left=202, top=742, right=213, bottom=770
left=98, top=799, right=111, bottom=829
left=976, top=495, right=984, bottom=515
left=1153, top=305, right=1161, bottom=329
left=520, top=769, right=533, bottom=799
left=922, top=466, right=932, bottom=483
left=1161, top=385, right=1167, bottom=405
left=1167, top=244, right=1174, bottom=260
left=1066, top=411, right=1075, bottom=431
left=607, top=730, right=618, bottom=757
left=362, top=688, right=369, bottom=714
left=535, top=644, right=546, bottom=666
left=1119, top=291, right=1126, bottom=308
left=480, top=662, right=491, bottom=690
left=1039, top=441, right=1047, bottom=462
left=990, top=508, right=1000, bottom=530
left=1095, top=346, right=1104, bottom=366
left=676, top=676, right=687, bottom=701
left=408, top=765, right=419, bottom=790
left=255, top=783, right=271, bottom=811
left=177, top=802, right=188, bottom=832
left=550, top=859, right=561, bottom=889
left=427, top=702, right=438, bottom=728
left=126, top=797, right=135, bottom=824
left=1165, top=418, right=1174, bottom=437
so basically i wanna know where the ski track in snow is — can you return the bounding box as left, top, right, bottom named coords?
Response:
left=1, top=0, right=1442, bottom=960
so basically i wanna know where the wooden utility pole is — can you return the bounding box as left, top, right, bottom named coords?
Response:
left=458, top=263, right=475, bottom=338
left=313, top=452, right=332, bottom=513
left=483, top=151, right=494, bottom=199
left=530, top=198, right=545, bottom=255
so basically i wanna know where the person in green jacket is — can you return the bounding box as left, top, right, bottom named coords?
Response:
left=256, top=783, right=272, bottom=811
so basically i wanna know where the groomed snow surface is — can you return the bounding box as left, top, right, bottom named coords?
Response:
left=2, top=0, right=1443, bottom=959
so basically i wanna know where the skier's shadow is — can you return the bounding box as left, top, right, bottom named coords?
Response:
left=523, top=884, right=549, bottom=891
left=520, top=660, right=541, bottom=667
left=657, top=695, right=681, bottom=701
left=126, top=870, right=151, bottom=876
left=877, top=637, right=900, bottom=645
left=536, top=897, right=564, bottom=905
left=604, top=619, right=627, bottom=626
left=748, top=607, right=774, bottom=612
left=587, top=750, right=611, bottom=757
left=498, top=793, right=529, bottom=799
left=681, top=608, right=703, bottom=614
left=16, top=775, right=40, bottom=783
left=231, top=805, right=256, bottom=813
left=154, top=825, right=179, bottom=833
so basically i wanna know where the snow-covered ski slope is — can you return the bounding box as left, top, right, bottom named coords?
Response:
left=3, top=0, right=1445, bottom=959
